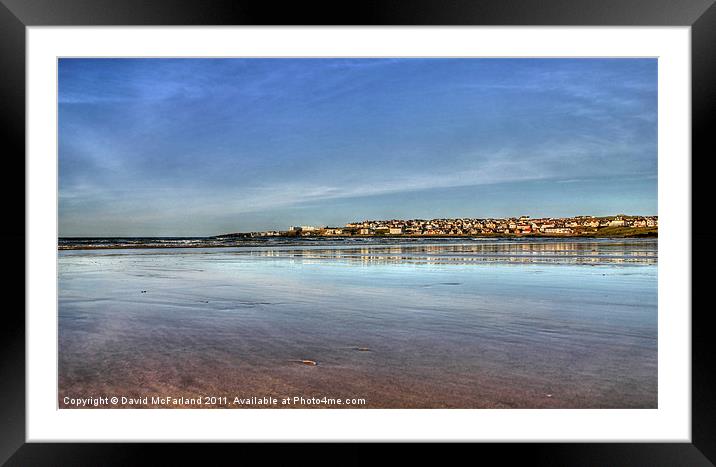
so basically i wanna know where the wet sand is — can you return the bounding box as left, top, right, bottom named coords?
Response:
left=58, top=239, right=657, bottom=408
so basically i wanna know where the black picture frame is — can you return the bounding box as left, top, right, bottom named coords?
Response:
left=2, top=0, right=712, bottom=464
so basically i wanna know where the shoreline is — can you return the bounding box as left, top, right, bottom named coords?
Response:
left=58, top=234, right=657, bottom=251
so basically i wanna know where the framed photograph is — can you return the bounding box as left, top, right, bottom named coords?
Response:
left=3, top=0, right=713, bottom=463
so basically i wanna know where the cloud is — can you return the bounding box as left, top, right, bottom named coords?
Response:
left=58, top=58, right=657, bottom=236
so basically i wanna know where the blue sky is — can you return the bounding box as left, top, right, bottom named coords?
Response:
left=59, top=58, right=657, bottom=236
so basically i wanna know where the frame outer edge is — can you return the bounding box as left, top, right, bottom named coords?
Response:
left=2, top=0, right=714, bottom=464
left=692, top=1, right=716, bottom=464
left=0, top=1, right=26, bottom=466
left=0, top=0, right=715, bottom=26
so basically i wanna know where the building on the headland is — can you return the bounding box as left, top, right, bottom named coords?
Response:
left=262, top=231, right=282, bottom=236
left=542, top=227, right=573, bottom=234
left=287, top=225, right=325, bottom=236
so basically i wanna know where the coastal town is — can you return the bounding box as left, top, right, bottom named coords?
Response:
left=228, top=215, right=658, bottom=238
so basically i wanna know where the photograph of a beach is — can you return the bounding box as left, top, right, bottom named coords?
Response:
left=58, top=58, right=657, bottom=408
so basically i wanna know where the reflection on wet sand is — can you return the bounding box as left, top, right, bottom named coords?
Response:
left=59, top=239, right=657, bottom=408
left=240, top=241, right=657, bottom=265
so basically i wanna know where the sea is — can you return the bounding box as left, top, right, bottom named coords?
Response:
left=58, top=237, right=657, bottom=408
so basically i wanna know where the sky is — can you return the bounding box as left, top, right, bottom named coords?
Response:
left=58, top=58, right=657, bottom=237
